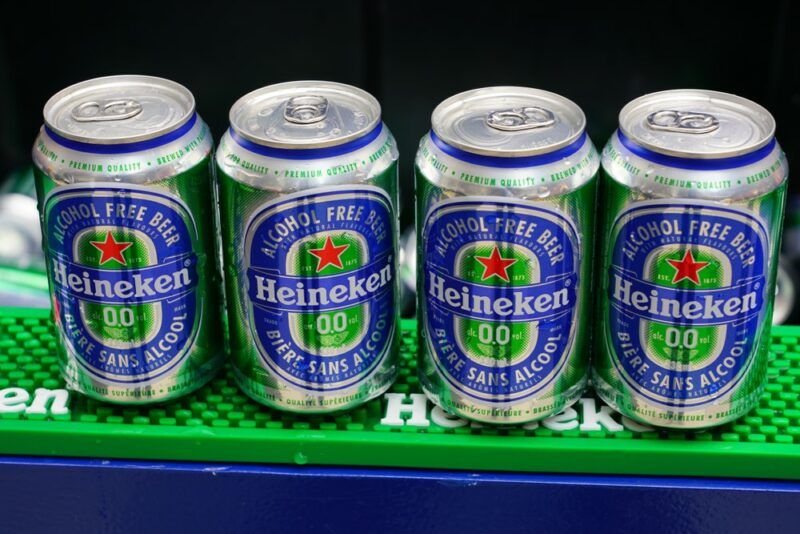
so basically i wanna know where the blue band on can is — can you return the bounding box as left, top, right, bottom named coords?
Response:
left=230, top=123, right=384, bottom=160
left=44, top=113, right=199, bottom=155
left=429, top=130, right=588, bottom=168
left=617, top=130, right=777, bottom=171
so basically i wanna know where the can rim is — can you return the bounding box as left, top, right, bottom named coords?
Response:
left=429, top=129, right=589, bottom=168
left=618, top=89, right=776, bottom=159
left=228, top=80, right=382, bottom=150
left=430, top=86, right=587, bottom=158
left=43, top=75, right=196, bottom=146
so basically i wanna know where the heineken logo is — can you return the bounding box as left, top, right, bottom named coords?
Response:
left=244, top=186, right=396, bottom=391
left=249, top=260, right=392, bottom=313
left=0, top=387, right=70, bottom=416
left=666, top=250, right=709, bottom=284
left=52, top=256, right=196, bottom=304
left=44, top=186, right=200, bottom=382
left=308, top=236, right=349, bottom=271
left=423, top=198, right=580, bottom=402
left=607, top=203, right=769, bottom=407
left=610, top=270, right=762, bottom=325
left=476, top=246, right=517, bottom=281
left=427, top=270, right=575, bottom=322
left=380, top=393, right=652, bottom=433
left=90, top=231, right=134, bottom=265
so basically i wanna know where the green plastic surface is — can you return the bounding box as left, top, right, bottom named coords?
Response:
left=1, top=306, right=800, bottom=480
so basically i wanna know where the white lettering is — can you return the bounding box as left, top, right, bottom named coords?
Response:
left=379, top=393, right=430, bottom=427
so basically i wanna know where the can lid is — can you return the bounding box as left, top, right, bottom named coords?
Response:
left=431, top=87, right=586, bottom=158
left=229, top=81, right=381, bottom=150
left=619, top=89, right=776, bottom=159
left=43, top=75, right=195, bottom=145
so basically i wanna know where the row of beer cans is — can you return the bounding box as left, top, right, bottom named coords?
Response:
left=31, top=76, right=788, bottom=429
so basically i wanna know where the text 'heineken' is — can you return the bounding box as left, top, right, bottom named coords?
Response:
left=594, top=90, right=788, bottom=429
left=216, top=81, right=400, bottom=412
left=416, top=87, right=599, bottom=424
left=32, top=75, right=224, bottom=404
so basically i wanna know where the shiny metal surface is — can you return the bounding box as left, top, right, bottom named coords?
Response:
left=431, top=86, right=586, bottom=157
left=229, top=81, right=381, bottom=149
left=417, top=87, right=599, bottom=424
left=32, top=77, right=220, bottom=404
left=595, top=90, right=789, bottom=429
left=619, top=89, right=775, bottom=158
left=604, top=133, right=785, bottom=201
left=217, top=82, right=399, bottom=413
left=44, top=75, right=195, bottom=144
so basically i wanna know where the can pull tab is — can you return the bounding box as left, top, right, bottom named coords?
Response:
left=71, top=99, right=143, bottom=122
left=486, top=106, right=555, bottom=131
left=284, top=95, right=328, bottom=124
left=646, top=110, right=720, bottom=134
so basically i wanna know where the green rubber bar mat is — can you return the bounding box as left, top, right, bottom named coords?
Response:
left=2, top=306, right=800, bottom=480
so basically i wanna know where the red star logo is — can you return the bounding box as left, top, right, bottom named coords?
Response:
left=308, top=236, right=349, bottom=273
left=666, top=250, right=709, bottom=285
left=90, top=231, right=133, bottom=266
left=476, top=245, right=517, bottom=282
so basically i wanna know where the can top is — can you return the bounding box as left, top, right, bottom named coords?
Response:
left=43, top=75, right=196, bottom=145
left=619, top=89, right=776, bottom=159
left=229, top=81, right=381, bottom=150
left=431, top=87, right=586, bottom=158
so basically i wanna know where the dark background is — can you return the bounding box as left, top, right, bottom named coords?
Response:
left=1, top=0, right=797, bottom=229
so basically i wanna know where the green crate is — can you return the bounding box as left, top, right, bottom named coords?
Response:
left=1, top=306, right=799, bottom=479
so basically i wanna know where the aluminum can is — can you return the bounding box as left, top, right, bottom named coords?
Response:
left=0, top=167, right=42, bottom=271
left=416, top=87, right=599, bottom=424
left=594, top=89, right=788, bottom=429
left=32, top=75, right=224, bottom=404
left=216, top=81, right=400, bottom=413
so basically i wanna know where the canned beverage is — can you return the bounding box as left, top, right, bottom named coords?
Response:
left=0, top=167, right=42, bottom=271
left=773, top=256, right=796, bottom=325
left=32, top=75, right=224, bottom=404
left=594, top=89, right=788, bottom=429
left=216, top=81, right=400, bottom=413
left=416, top=87, right=600, bottom=424
left=398, top=225, right=417, bottom=316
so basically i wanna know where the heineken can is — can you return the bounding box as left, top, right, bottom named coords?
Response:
left=0, top=167, right=42, bottom=271
left=594, top=89, right=788, bottom=429
left=416, top=87, right=599, bottom=424
left=32, top=75, right=224, bottom=404
left=216, top=81, right=400, bottom=412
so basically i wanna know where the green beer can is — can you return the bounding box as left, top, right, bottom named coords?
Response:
left=594, top=90, right=788, bottom=429
left=416, top=87, right=599, bottom=424
left=216, top=81, right=400, bottom=413
left=32, top=75, right=224, bottom=404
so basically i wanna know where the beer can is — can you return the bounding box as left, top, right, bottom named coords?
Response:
left=32, top=75, right=224, bottom=404
left=416, top=87, right=600, bottom=424
left=0, top=167, right=42, bottom=271
left=216, top=81, right=400, bottom=413
left=594, top=89, right=788, bottom=429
